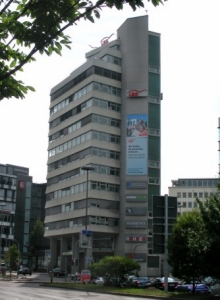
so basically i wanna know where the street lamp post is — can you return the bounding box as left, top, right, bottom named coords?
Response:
left=81, top=165, right=95, bottom=269
left=0, top=203, right=7, bottom=261
left=81, top=165, right=95, bottom=231
left=72, top=239, right=79, bottom=278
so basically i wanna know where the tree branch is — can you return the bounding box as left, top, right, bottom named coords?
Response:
left=0, top=0, right=106, bottom=81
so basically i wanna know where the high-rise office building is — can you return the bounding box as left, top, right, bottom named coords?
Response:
left=45, top=15, right=161, bottom=275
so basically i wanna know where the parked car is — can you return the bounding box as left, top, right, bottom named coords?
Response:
left=17, top=266, right=32, bottom=276
left=91, top=277, right=104, bottom=285
left=81, top=270, right=91, bottom=283
left=210, top=280, right=220, bottom=297
left=70, top=272, right=81, bottom=281
left=0, top=263, right=6, bottom=271
left=0, top=262, right=6, bottom=276
left=201, top=276, right=215, bottom=287
left=49, top=267, right=66, bottom=277
left=150, top=277, right=179, bottom=291
left=103, top=275, right=121, bottom=286
left=123, top=276, right=151, bottom=288
left=175, top=281, right=210, bottom=294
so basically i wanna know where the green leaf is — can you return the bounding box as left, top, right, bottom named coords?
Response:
left=94, top=9, right=100, bottom=19
left=55, top=42, right=62, bottom=50
left=0, top=0, right=164, bottom=101
left=10, top=60, right=17, bottom=68
left=65, top=45, right=71, bottom=50
left=26, top=86, right=35, bottom=92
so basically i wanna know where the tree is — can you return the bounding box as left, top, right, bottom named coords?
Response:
left=29, top=218, right=45, bottom=270
left=197, top=179, right=220, bottom=278
left=0, top=0, right=166, bottom=100
left=30, top=218, right=45, bottom=242
left=89, top=256, right=140, bottom=286
left=167, top=210, right=209, bottom=290
left=4, top=244, right=20, bottom=271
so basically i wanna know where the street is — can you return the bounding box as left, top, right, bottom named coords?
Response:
left=0, top=281, right=154, bottom=300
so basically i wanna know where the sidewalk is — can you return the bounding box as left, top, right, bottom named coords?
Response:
left=0, top=272, right=60, bottom=283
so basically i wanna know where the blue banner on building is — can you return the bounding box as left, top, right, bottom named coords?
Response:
left=126, top=114, right=148, bottom=175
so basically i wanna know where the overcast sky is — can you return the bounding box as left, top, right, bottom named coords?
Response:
left=0, top=0, right=219, bottom=194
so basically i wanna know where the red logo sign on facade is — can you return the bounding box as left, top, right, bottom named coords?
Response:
left=100, top=33, right=114, bottom=46
left=125, top=236, right=147, bottom=243
left=128, top=138, right=136, bottom=143
left=127, top=89, right=147, bottom=98
left=18, top=180, right=25, bottom=190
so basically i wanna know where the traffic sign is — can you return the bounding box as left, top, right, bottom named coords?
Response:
left=80, top=230, right=92, bottom=248
left=82, top=230, right=92, bottom=236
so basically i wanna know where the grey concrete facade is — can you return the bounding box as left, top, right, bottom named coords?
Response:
left=169, top=178, right=218, bottom=214
left=45, top=15, right=161, bottom=276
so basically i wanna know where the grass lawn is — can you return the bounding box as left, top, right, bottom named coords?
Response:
left=41, top=282, right=214, bottom=299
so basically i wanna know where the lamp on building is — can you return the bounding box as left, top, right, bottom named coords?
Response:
left=81, top=164, right=95, bottom=268
left=133, top=243, right=145, bottom=261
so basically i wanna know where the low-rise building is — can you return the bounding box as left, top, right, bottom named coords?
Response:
left=169, top=178, right=218, bottom=214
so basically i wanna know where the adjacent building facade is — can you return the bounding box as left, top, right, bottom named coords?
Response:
left=28, top=183, right=49, bottom=271
left=0, top=164, right=17, bottom=261
left=169, top=178, right=218, bottom=215
left=45, top=15, right=162, bottom=275
left=0, top=164, right=48, bottom=269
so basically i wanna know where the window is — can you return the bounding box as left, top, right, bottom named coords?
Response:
left=6, top=190, right=12, bottom=198
left=0, top=189, right=5, bottom=197
left=177, top=192, right=181, bottom=198
left=199, top=192, right=203, bottom=198
left=148, top=160, right=160, bottom=168
left=148, top=96, right=160, bottom=104
left=188, top=192, right=192, bottom=198
left=69, top=221, right=74, bottom=227
left=24, top=222, right=29, bottom=233
left=188, top=202, right=192, bottom=208
left=182, top=202, right=186, bottom=208
left=193, top=180, right=197, bottom=187
left=149, top=128, right=160, bottom=136
left=148, top=177, right=160, bottom=185
left=51, top=79, right=121, bottom=113
left=149, top=66, right=160, bottom=73
left=101, top=54, right=122, bottom=66
left=182, top=192, right=187, bottom=198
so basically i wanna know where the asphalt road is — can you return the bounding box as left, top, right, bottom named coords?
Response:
left=0, top=280, right=153, bottom=300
